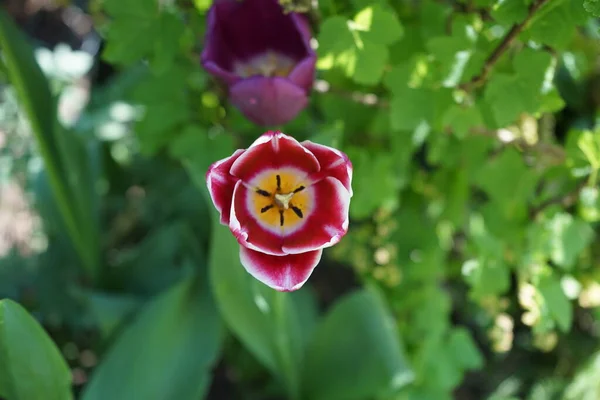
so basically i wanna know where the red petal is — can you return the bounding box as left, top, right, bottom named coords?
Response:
left=206, top=149, right=245, bottom=225
left=229, top=180, right=286, bottom=255
left=282, top=177, right=350, bottom=254
left=301, top=141, right=353, bottom=195
left=239, top=246, right=322, bottom=291
left=230, top=131, right=320, bottom=185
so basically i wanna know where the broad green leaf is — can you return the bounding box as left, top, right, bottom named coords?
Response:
left=0, top=299, right=73, bottom=400
left=447, top=328, right=484, bottom=370
left=441, top=104, right=484, bottom=139
left=584, top=0, right=600, bottom=16
left=426, top=36, right=474, bottom=87
left=526, top=2, right=578, bottom=48
left=0, top=8, right=99, bottom=279
left=301, top=289, right=414, bottom=400
left=538, top=274, right=573, bottom=333
left=82, top=276, right=222, bottom=400
left=390, top=88, right=432, bottom=130
left=476, top=148, right=538, bottom=221
left=129, top=65, right=191, bottom=154
left=207, top=204, right=307, bottom=398
left=353, top=5, right=404, bottom=45
left=546, top=213, right=594, bottom=270
left=578, top=186, right=600, bottom=222
left=462, top=258, right=510, bottom=299
left=484, top=49, right=555, bottom=127
left=79, top=291, right=143, bottom=339
left=168, top=125, right=234, bottom=180
left=491, top=0, right=528, bottom=25
left=102, top=0, right=185, bottom=72
left=345, top=148, right=400, bottom=219
left=352, top=41, right=389, bottom=86
left=563, top=350, right=600, bottom=400
left=317, top=12, right=398, bottom=85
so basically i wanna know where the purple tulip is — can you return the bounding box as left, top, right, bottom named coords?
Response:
left=201, top=0, right=317, bottom=126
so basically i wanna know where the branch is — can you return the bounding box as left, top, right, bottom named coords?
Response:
left=529, top=179, right=588, bottom=218
left=459, top=0, right=551, bottom=91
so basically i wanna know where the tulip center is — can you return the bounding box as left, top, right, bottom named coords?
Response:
left=234, top=51, right=296, bottom=78
left=251, top=171, right=312, bottom=231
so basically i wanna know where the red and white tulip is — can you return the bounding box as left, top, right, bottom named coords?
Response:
left=206, top=131, right=353, bottom=291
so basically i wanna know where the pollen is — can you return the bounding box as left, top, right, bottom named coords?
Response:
left=251, top=170, right=311, bottom=230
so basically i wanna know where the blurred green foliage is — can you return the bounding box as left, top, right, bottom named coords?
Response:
left=0, top=0, right=599, bottom=399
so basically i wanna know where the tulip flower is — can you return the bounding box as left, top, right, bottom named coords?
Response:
left=206, top=131, right=353, bottom=291
left=200, top=0, right=317, bottom=126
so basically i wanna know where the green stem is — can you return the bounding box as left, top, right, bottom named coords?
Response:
left=273, top=291, right=300, bottom=400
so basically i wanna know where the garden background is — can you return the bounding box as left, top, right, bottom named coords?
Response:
left=1, top=0, right=600, bottom=399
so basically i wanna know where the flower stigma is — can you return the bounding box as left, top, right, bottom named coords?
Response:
left=254, top=173, right=307, bottom=228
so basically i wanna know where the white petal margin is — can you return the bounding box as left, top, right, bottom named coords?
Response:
left=206, top=149, right=245, bottom=225
left=239, top=246, right=323, bottom=292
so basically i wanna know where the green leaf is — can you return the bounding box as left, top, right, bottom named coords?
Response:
left=564, top=350, right=600, bottom=400
left=0, top=8, right=100, bottom=279
left=546, top=213, right=594, bottom=270
left=426, top=35, right=474, bottom=87
left=168, top=125, right=234, bottom=180
left=80, top=291, right=143, bottom=339
left=317, top=10, right=401, bottom=85
left=102, top=0, right=185, bottom=72
left=0, top=299, right=73, bottom=400
left=584, top=0, right=600, bottom=16
left=447, top=328, right=484, bottom=370
left=441, top=105, right=484, bottom=139
left=353, top=5, right=404, bottom=45
left=81, top=277, right=222, bottom=400
left=345, top=148, right=400, bottom=219
left=129, top=65, right=191, bottom=154
left=462, top=258, right=510, bottom=299
left=390, top=88, right=432, bottom=130
left=475, top=148, right=538, bottom=221
left=207, top=204, right=307, bottom=398
left=352, top=41, right=389, bottom=86
left=491, top=0, right=528, bottom=25
left=301, top=289, right=414, bottom=400
left=484, top=49, right=556, bottom=127
left=538, top=274, right=573, bottom=333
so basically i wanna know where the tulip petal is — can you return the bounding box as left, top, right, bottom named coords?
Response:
left=207, top=0, right=308, bottom=64
left=230, top=130, right=319, bottom=185
left=206, top=149, right=245, bottom=225
left=288, top=56, right=317, bottom=93
left=302, top=141, right=353, bottom=195
left=229, top=76, right=309, bottom=126
left=230, top=180, right=286, bottom=256
left=282, top=177, right=351, bottom=254
left=239, top=245, right=322, bottom=291
left=200, top=4, right=240, bottom=86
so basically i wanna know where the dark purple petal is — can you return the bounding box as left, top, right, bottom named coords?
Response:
left=288, top=56, right=317, bottom=93
left=200, top=4, right=240, bottom=85
left=229, top=76, right=308, bottom=126
left=201, top=0, right=309, bottom=73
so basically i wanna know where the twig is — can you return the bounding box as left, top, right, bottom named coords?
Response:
left=529, top=179, right=588, bottom=218
left=459, top=0, right=551, bottom=91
